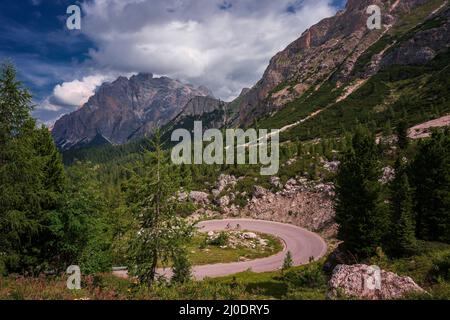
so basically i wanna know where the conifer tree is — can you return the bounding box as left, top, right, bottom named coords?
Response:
left=388, top=158, right=416, bottom=256
left=335, top=126, right=389, bottom=257
left=0, top=62, right=32, bottom=148
left=128, top=131, right=192, bottom=286
left=410, top=130, right=450, bottom=243
left=0, top=63, right=69, bottom=274
left=396, top=120, right=409, bottom=150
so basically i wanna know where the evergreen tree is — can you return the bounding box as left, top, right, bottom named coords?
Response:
left=396, top=120, right=409, bottom=150
left=127, top=131, right=193, bottom=286
left=410, top=130, right=450, bottom=243
left=172, top=249, right=192, bottom=284
left=0, top=63, right=69, bottom=274
left=388, top=158, right=416, bottom=256
left=335, top=126, right=389, bottom=257
left=383, top=119, right=392, bottom=136
left=0, top=62, right=32, bottom=150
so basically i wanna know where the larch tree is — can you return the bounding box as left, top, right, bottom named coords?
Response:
left=127, top=131, right=193, bottom=286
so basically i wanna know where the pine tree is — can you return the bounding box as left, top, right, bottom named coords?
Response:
left=128, top=131, right=193, bottom=286
left=396, top=120, right=409, bottom=150
left=410, top=130, right=450, bottom=243
left=335, top=126, right=389, bottom=257
left=383, top=119, right=392, bottom=136
left=0, top=62, right=32, bottom=148
left=388, top=158, right=416, bottom=256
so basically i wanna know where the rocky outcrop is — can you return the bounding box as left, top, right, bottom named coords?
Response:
left=381, top=5, right=450, bottom=68
left=328, top=264, right=425, bottom=300
left=52, top=73, right=212, bottom=150
left=176, top=96, right=226, bottom=118
left=245, top=178, right=336, bottom=237
left=380, top=166, right=396, bottom=184
left=189, top=191, right=210, bottom=205
left=162, top=96, right=230, bottom=139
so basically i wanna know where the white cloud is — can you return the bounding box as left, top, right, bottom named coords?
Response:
left=50, top=74, right=113, bottom=108
left=79, top=0, right=337, bottom=101
left=38, top=97, right=62, bottom=112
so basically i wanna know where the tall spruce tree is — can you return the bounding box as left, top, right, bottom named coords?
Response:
left=396, top=120, right=409, bottom=150
left=0, top=63, right=68, bottom=274
left=388, top=157, right=417, bottom=256
left=0, top=62, right=32, bottom=148
left=410, top=130, right=450, bottom=243
left=127, top=131, right=192, bottom=286
left=335, top=126, right=389, bottom=257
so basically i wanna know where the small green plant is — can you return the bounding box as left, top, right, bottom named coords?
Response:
left=282, top=251, right=294, bottom=271
left=283, top=263, right=327, bottom=289
left=172, top=250, right=192, bottom=284
left=208, top=232, right=229, bottom=247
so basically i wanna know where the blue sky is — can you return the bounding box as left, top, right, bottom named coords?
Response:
left=0, top=0, right=346, bottom=124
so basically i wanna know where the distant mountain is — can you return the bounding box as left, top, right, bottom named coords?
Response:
left=160, top=96, right=229, bottom=145
left=52, top=73, right=213, bottom=150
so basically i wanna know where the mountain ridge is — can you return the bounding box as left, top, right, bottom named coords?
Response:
left=53, top=0, right=450, bottom=154
left=52, top=73, right=213, bottom=150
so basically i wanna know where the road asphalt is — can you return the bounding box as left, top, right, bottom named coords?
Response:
left=113, top=218, right=327, bottom=280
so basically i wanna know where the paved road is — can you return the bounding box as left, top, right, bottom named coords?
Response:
left=114, top=219, right=327, bottom=280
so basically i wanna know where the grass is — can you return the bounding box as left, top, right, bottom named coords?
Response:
left=187, top=232, right=284, bottom=266
left=373, top=241, right=450, bottom=285
left=205, top=259, right=328, bottom=299
left=390, top=0, right=447, bottom=36
left=1, top=242, right=449, bottom=300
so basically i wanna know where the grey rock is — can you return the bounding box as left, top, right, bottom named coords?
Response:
left=328, top=264, right=425, bottom=300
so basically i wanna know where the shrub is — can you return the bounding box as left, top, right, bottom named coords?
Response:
left=172, top=251, right=192, bottom=284
left=283, top=264, right=327, bottom=289
left=208, top=232, right=229, bottom=247
left=282, top=252, right=293, bottom=271
left=428, top=254, right=450, bottom=283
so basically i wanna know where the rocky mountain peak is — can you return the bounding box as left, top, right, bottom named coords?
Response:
left=52, top=74, right=213, bottom=150
left=233, top=0, right=432, bottom=125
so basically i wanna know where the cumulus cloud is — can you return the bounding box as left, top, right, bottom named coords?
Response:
left=79, top=0, right=337, bottom=101
left=38, top=97, right=62, bottom=112
left=39, top=0, right=338, bottom=117
left=50, top=74, right=113, bottom=108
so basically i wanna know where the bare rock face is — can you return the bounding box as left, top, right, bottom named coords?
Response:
left=381, top=6, right=450, bottom=68
left=52, top=73, right=212, bottom=150
left=189, top=191, right=210, bottom=205
left=246, top=178, right=336, bottom=236
left=215, top=174, right=238, bottom=193
left=168, top=96, right=228, bottom=131
left=380, top=166, right=396, bottom=184
left=328, top=264, right=425, bottom=300
left=176, top=96, right=225, bottom=118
